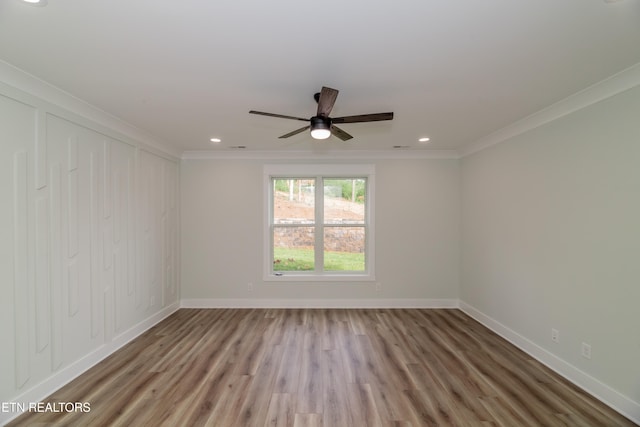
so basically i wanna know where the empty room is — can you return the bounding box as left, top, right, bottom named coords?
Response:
left=1, top=0, right=639, bottom=426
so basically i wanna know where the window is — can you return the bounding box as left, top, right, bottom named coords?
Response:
left=264, top=164, right=375, bottom=281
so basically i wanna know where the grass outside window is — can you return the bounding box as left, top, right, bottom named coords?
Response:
left=273, top=247, right=365, bottom=271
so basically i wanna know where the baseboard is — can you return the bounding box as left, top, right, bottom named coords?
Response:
left=0, top=302, right=180, bottom=426
left=459, top=301, right=640, bottom=425
left=180, top=298, right=459, bottom=309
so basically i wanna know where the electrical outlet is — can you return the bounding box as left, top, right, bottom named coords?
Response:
left=150, top=296, right=155, bottom=306
left=551, top=328, right=560, bottom=343
left=376, top=282, right=382, bottom=291
left=247, top=282, right=253, bottom=291
left=581, top=342, right=592, bottom=359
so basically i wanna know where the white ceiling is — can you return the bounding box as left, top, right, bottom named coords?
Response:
left=1, top=0, right=639, bottom=155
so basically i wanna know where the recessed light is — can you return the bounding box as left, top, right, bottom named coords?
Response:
left=418, top=137, right=430, bottom=143
left=210, top=138, right=221, bottom=143
left=22, top=0, right=48, bottom=5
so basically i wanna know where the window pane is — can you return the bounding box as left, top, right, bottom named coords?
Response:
left=273, top=226, right=315, bottom=271
left=324, top=226, right=365, bottom=271
left=323, top=179, right=365, bottom=225
left=273, top=178, right=315, bottom=224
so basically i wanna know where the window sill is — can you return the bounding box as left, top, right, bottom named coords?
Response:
left=263, top=273, right=376, bottom=282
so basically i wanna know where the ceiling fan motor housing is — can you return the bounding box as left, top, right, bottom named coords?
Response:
left=311, top=115, right=331, bottom=129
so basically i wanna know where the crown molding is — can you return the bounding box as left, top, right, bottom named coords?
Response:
left=181, top=149, right=460, bottom=160
left=460, top=61, right=640, bottom=158
left=0, top=59, right=181, bottom=159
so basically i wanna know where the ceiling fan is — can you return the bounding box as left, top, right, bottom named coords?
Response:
left=249, top=86, right=393, bottom=141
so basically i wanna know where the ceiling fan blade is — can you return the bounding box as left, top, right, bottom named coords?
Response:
left=316, top=87, right=339, bottom=117
left=331, top=125, right=353, bottom=141
left=249, top=110, right=309, bottom=122
left=332, top=112, right=394, bottom=124
left=279, top=125, right=310, bottom=139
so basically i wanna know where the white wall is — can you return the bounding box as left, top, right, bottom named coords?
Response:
left=0, top=77, right=180, bottom=424
left=460, top=84, right=640, bottom=417
left=180, top=157, right=460, bottom=306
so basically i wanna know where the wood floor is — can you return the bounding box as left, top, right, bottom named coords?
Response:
left=9, top=309, right=636, bottom=427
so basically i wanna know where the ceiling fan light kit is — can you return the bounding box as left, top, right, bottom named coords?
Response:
left=310, top=116, right=331, bottom=140
left=249, top=86, right=393, bottom=142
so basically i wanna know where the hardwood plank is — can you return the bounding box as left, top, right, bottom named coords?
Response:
left=403, top=387, right=450, bottom=426
left=296, top=332, right=323, bottom=414
left=264, top=393, right=294, bottom=427
left=336, top=320, right=367, bottom=384
left=198, top=374, right=253, bottom=427
left=274, top=322, right=305, bottom=394
left=478, top=395, right=533, bottom=427
left=168, top=362, right=237, bottom=427
left=319, top=311, right=339, bottom=351
left=232, top=343, right=285, bottom=427
left=321, top=349, right=351, bottom=427
left=345, top=382, right=383, bottom=427
left=405, top=362, right=475, bottom=425
left=292, top=413, right=322, bottom=427
left=8, top=309, right=637, bottom=427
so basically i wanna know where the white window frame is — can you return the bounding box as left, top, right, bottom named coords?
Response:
left=263, top=164, right=375, bottom=282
